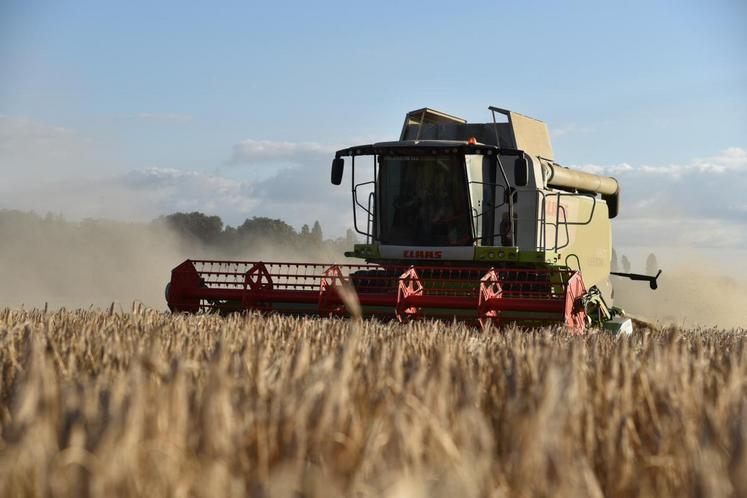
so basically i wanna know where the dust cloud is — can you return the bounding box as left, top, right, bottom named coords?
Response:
left=1, top=211, right=745, bottom=328
left=612, top=261, right=747, bottom=329
left=0, top=212, right=345, bottom=311
left=1, top=214, right=189, bottom=310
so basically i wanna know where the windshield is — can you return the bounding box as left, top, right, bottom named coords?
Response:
left=378, top=155, right=472, bottom=246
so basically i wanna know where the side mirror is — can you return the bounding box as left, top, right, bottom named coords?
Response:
left=514, top=157, right=529, bottom=187
left=331, top=157, right=344, bottom=185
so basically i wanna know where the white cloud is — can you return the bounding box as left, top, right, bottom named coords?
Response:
left=551, top=122, right=596, bottom=139
left=228, top=138, right=336, bottom=164
left=0, top=167, right=259, bottom=222
left=574, top=147, right=747, bottom=177
left=690, top=147, right=747, bottom=173
left=121, top=167, right=258, bottom=214
left=577, top=147, right=747, bottom=249
left=0, top=118, right=351, bottom=233
left=614, top=217, right=747, bottom=249
left=0, top=115, right=119, bottom=182
left=575, top=162, right=634, bottom=175
left=1, top=118, right=743, bottom=246
left=0, top=159, right=352, bottom=234
left=129, top=112, right=193, bottom=124
left=0, top=116, right=87, bottom=164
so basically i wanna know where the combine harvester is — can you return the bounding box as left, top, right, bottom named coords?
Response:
left=166, top=107, right=660, bottom=333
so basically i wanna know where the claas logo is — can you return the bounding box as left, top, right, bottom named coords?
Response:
left=403, top=250, right=443, bottom=259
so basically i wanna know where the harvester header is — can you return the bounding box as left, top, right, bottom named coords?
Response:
left=167, top=106, right=659, bottom=333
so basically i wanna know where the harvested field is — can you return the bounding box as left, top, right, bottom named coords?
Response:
left=0, top=308, right=745, bottom=497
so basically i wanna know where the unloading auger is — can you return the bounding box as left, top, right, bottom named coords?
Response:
left=165, top=106, right=660, bottom=333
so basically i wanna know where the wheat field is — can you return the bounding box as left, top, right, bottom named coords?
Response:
left=0, top=308, right=744, bottom=497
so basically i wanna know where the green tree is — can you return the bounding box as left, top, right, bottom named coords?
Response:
left=237, top=217, right=297, bottom=243
left=611, top=248, right=619, bottom=272
left=345, top=228, right=357, bottom=246
left=311, top=221, right=323, bottom=244
left=621, top=255, right=631, bottom=273
left=160, top=212, right=223, bottom=244
left=646, top=253, right=659, bottom=276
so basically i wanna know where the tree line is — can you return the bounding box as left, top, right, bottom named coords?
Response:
left=0, top=209, right=660, bottom=274
left=0, top=209, right=359, bottom=254
left=154, top=211, right=358, bottom=252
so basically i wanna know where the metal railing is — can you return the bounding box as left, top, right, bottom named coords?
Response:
left=520, top=190, right=598, bottom=253
left=351, top=155, right=378, bottom=241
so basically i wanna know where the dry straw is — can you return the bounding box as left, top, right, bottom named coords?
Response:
left=0, top=308, right=744, bottom=497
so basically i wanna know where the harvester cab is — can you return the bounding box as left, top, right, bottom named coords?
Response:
left=166, top=106, right=660, bottom=333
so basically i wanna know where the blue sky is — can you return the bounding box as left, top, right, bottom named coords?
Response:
left=1, top=0, right=745, bottom=253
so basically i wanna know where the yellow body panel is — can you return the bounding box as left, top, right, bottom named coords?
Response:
left=542, top=192, right=613, bottom=302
